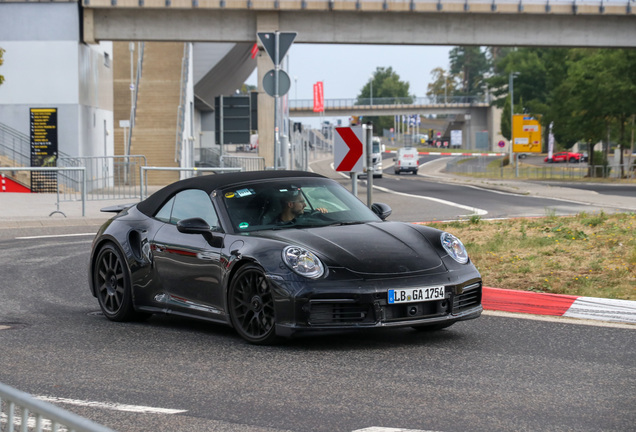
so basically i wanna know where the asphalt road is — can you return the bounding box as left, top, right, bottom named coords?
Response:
left=535, top=181, right=636, bottom=197
left=1, top=225, right=634, bottom=432
left=313, top=155, right=628, bottom=223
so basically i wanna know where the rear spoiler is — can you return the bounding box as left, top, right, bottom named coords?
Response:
left=100, top=204, right=135, bottom=213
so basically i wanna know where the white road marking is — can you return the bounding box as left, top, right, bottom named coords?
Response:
left=330, top=162, right=487, bottom=216
left=372, top=184, right=488, bottom=215
left=15, top=233, right=95, bottom=240
left=35, top=396, right=187, bottom=415
left=353, top=427, right=442, bottom=432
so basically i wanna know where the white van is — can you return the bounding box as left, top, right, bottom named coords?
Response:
left=361, top=137, right=385, bottom=178
left=394, top=147, right=419, bottom=175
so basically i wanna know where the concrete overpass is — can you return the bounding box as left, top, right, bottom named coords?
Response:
left=82, top=1, right=635, bottom=48
left=79, top=0, right=635, bottom=167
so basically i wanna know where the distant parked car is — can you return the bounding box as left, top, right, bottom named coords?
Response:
left=544, top=152, right=584, bottom=163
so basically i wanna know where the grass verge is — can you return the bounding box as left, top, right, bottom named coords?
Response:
left=425, top=212, right=636, bottom=300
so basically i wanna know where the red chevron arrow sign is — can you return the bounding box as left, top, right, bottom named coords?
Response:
left=334, top=126, right=364, bottom=172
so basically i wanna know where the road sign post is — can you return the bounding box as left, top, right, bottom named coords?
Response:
left=364, top=123, right=373, bottom=208
left=257, top=31, right=297, bottom=170
left=334, top=125, right=365, bottom=197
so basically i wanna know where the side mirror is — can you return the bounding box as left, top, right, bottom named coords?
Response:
left=371, top=202, right=392, bottom=220
left=177, top=217, right=211, bottom=235
left=177, top=218, right=224, bottom=248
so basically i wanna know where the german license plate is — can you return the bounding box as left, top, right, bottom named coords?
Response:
left=388, top=286, right=445, bottom=304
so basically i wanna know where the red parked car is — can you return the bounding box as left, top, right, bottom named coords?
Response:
left=544, top=152, right=584, bottom=163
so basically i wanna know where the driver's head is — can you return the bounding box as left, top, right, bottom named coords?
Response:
left=281, top=189, right=306, bottom=218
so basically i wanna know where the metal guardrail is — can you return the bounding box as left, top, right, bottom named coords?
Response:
left=0, top=123, right=75, bottom=171
left=0, top=382, right=115, bottom=432
left=0, top=167, right=87, bottom=216
left=220, top=155, right=265, bottom=171
left=57, top=155, right=147, bottom=201
left=0, top=124, right=30, bottom=168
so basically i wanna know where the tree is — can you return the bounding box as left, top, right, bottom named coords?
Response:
left=561, top=48, right=636, bottom=174
left=426, top=67, right=459, bottom=103
left=449, top=46, right=490, bottom=96
left=355, top=67, right=413, bottom=135
left=487, top=47, right=578, bottom=149
left=0, top=47, right=5, bottom=86
left=486, top=46, right=636, bottom=175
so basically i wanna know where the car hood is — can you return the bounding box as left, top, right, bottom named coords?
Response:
left=254, top=222, right=444, bottom=275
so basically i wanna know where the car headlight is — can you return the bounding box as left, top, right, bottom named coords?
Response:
left=440, top=232, right=469, bottom=264
left=282, top=246, right=325, bottom=279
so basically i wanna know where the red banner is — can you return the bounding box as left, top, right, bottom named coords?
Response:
left=313, top=81, right=324, bottom=113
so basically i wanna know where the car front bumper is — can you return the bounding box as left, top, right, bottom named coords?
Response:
left=270, top=274, right=482, bottom=338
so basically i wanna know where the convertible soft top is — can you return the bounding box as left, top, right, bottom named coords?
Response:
left=136, top=170, right=325, bottom=217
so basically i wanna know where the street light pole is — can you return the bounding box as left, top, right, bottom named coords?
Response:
left=509, top=72, right=514, bottom=173
left=369, top=76, right=373, bottom=106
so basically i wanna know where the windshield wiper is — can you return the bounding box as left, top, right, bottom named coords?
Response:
left=327, top=221, right=366, bottom=227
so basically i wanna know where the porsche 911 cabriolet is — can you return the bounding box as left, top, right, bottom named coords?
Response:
left=89, top=170, right=482, bottom=344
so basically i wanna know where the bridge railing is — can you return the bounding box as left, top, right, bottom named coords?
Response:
left=290, top=95, right=490, bottom=110
left=82, top=0, right=634, bottom=15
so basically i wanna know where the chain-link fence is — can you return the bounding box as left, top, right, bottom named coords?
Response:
left=445, top=156, right=636, bottom=181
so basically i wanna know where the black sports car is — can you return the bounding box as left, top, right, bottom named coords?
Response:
left=89, top=170, right=482, bottom=344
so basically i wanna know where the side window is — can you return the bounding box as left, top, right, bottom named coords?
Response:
left=154, top=196, right=175, bottom=223
left=170, top=189, right=219, bottom=228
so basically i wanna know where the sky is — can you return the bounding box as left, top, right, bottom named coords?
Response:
left=245, top=44, right=452, bottom=128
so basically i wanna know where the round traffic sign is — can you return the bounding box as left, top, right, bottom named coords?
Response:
left=263, top=69, right=291, bottom=97
left=498, top=140, right=506, bottom=148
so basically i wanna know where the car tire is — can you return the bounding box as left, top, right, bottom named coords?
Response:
left=229, top=264, right=278, bottom=345
left=412, top=322, right=455, bottom=331
left=569, top=157, right=576, bottom=163
left=93, top=242, right=143, bottom=322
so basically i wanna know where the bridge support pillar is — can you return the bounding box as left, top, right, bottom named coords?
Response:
left=256, top=12, right=278, bottom=169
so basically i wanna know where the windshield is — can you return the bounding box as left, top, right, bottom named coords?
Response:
left=220, top=177, right=380, bottom=232
left=372, top=139, right=381, bottom=154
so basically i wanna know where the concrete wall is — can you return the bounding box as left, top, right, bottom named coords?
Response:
left=0, top=3, right=113, bottom=159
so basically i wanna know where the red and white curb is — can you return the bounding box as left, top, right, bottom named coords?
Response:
left=483, top=287, right=636, bottom=324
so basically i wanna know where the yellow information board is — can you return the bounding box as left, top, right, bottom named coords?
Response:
left=512, top=114, right=542, bottom=153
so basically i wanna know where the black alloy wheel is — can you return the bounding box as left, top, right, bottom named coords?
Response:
left=94, top=243, right=138, bottom=322
left=229, top=264, right=277, bottom=344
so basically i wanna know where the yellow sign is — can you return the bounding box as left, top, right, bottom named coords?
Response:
left=512, top=114, right=542, bottom=153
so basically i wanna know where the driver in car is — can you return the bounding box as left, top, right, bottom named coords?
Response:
left=277, top=190, right=327, bottom=224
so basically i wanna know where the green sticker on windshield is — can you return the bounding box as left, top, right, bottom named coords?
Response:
left=238, top=222, right=249, bottom=229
